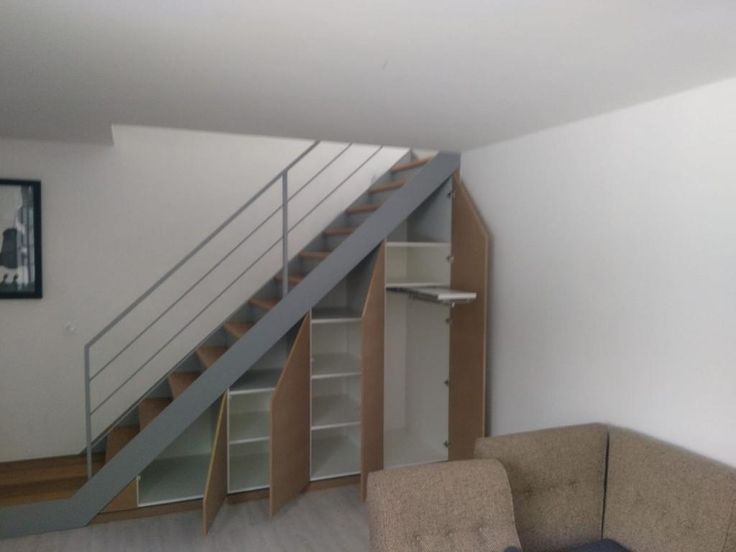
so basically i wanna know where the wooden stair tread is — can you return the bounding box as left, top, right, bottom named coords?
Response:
left=299, top=250, right=330, bottom=260
left=369, top=180, right=405, bottom=194
left=105, top=426, right=139, bottom=463
left=275, top=273, right=305, bottom=285
left=390, top=156, right=433, bottom=173
left=324, top=227, right=356, bottom=236
left=224, top=321, right=253, bottom=339
left=138, top=398, right=172, bottom=430
left=168, top=372, right=199, bottom=399
left=196, top=346, right=228, bottom=369
left=346, top=203, right=381, bottom=215
left=250, top=297, right=279, bottom=310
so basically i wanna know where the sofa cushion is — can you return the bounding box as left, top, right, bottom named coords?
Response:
left=567, top=539, right=628, bottom=552
left=367, top=459, right=521, bottom=552
left=474, top=424, right=608, bottom=552
left=604, top=428, right=736, bottom=552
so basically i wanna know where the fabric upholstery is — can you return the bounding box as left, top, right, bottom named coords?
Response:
left=474, top=424, right=608, bottom=552
left=567, top=539, right=628, bottom=552
left=604, top=428, right=736, bottom=552
left=366, top=459, right=521, bottom=552
left=726, top=520, right=736, bottom=552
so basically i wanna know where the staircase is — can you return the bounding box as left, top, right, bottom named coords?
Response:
left=0, top=149, right=460, bottom=538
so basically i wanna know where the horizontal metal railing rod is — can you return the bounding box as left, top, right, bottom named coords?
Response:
left=85, top=141, right=320, bottom=351
left=89, top=146, right=381, bottom=422
left=88, top=142, right=350, bottom=382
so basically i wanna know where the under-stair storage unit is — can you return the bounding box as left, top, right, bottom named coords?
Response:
left=309, top=254, right=372, bottom=482
left=138, top=401, right=218, bottom=507
left=385, top=241, right=451, bottom=289
left=226, top=333, right=288, bottom=495
left=0, top=151, right=490, bottom=541
left=384, top=181, right=453, bottom=469
left=384, top=294, right=450, bottom=468
left=383, top=176, right=488, bottom=466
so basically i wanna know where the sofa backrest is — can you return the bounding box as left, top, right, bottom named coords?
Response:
left=366, top=459, right=521, bottom=552
left=474, top=423, right=608, bottom=552
left=604, top=428, right=736, bottom=552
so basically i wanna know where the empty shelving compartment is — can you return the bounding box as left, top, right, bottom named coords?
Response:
left=229, top=320, right=287, bottom=397
left=385, top=241, right=451, bottom=288
left=229, top=393, right=271, bottom=445
left=138, top=403, right=218, bottom=506
left=311, top=377, right=360, bottom=431
left=311, top=319, right=362, bottom=381
left=226, top=327, right=292, bottom=493
left=384, top=296, right=449, bottom=468
left=383, top=179, right=453, bottom=468
left=307, top=250, right=375, bottom=482
left=311, top=426, right=360, bottom=481
left=229, top=440, right=269, bottom=493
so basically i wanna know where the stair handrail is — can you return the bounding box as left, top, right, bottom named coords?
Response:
left=83, top=140, right=379, bottom=477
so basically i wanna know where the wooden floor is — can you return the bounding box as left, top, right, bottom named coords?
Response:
left=0, top=454, right=102, bottom=508
left=0, top=485, right=370, bottom=552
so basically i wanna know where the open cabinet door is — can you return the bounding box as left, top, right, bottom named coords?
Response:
left=449, top=174, right=489, bottom=461
left=202, top=395, right=228, bottom=534
left=269, top=314, right=311, bottom=516
left=361, top=244, right=385, bottom=499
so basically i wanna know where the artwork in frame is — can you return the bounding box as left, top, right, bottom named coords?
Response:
left=0, top=179, right=42, bottom=299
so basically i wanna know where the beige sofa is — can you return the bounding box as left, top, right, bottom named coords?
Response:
left=367, top=424, right=736, bottom=552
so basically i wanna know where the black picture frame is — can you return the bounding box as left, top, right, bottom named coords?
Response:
left=0, top=179, right=42, bottom=299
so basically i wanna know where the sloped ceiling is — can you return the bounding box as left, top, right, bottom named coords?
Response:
left=1, top=0, right=735, bottom=150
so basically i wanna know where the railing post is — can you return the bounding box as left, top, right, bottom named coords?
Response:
left=281, top=172, right=289, bottom=297
left=84, top=344, right=93, bottom=479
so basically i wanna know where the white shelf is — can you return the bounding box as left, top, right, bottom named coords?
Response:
left=394, top=286, right=477, bottom=305
left=312, top=353, right=361, bottom=380
left=230, top=411, right=269, bottom=444
left=229, top=450, right=269, bottom=492
left=311, top=435, right=360, bottom=480
left=384, top=428, right=447, bottom=469
left=312, top=307, right=362, bottom=324
left=386, top=279, right=448, bottom=289
left=386, top=241, right=450, bottom=249
left=138, top=454, right=210, bottom=506
left=230, top=368, right=282, bottom=395
left=312, top=395, right=360, bottom=430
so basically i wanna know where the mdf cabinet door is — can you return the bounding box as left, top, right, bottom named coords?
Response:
left=269, top=315, right=311, bottom=516
left=449, top=174, right=489, bottom=460
left=361, top=244, right=385, bottom=499
left=203, top=395, right=228, bottom=534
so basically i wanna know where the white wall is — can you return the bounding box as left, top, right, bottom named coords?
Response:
left=462, top=77, right=736, bottom=467
left=0, top=126, right=406, bottom=461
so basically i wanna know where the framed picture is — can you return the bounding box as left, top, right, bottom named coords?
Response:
left=0, top=179, right=42, bottom=299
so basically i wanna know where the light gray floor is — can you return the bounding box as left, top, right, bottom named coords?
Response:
left=0, top=486, right=370, bottom=552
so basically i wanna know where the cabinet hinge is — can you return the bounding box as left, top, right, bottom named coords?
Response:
left=447, top=188, right=456, bottom=200
left=444, top=379, right=449, bottom=387
left=443, top=440, right=450, bottom=448
left=446, top=254, right=454, bottom=264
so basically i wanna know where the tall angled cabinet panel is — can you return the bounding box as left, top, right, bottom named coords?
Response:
left=360, top=244, right=385, bottom=498
left=203, top=395, right=228, bottom=534
left=448, top=174, right=488, bottom=460
left=270, top=315, right=311, bottom=516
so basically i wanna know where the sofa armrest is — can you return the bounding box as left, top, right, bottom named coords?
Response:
left=366, top=459, right=521, bottom=552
